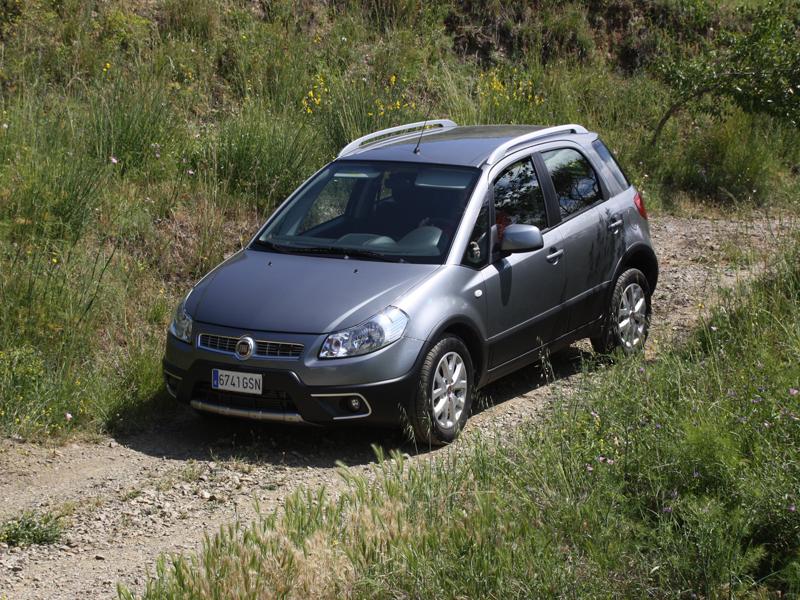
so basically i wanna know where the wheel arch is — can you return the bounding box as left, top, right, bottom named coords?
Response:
left=425, top=317, right=487, bottom=388
left=614, top=243, right=659, bottom=294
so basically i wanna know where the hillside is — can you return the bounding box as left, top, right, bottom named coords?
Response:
left=0, top=0, right=798, bottom=439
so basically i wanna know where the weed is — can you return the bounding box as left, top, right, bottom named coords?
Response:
left=0, top=510, right=63, bottom=548
left=121, top=489, right=143, bottom=502
left=208, top=103, right=324, bottom=212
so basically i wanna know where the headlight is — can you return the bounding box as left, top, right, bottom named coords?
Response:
left=319, top=307, right=408, bottom=359
left=169, top=296, right=193, bottom=344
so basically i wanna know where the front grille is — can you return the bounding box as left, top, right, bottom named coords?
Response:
left=198, top=334, right=303, bottom=359
left=193, top=383, right=297, bottom=413
left=256, top=340, right=303, bottom=358
left=199, top=334, right=237, bottom=353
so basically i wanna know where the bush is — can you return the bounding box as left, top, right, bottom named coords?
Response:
left=653, top=110, right=778, bottom=206
left=0, top=510, right=63, bottom=547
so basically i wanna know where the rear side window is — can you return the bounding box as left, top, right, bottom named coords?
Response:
left=592, top=139, right=630, bottom=191
left=493, top=157, right=547, bottom=240
left=541, top=148, right=602, bottom=219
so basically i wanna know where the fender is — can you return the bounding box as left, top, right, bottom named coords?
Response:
left=416, top=315, right=489, bottom=388
left=609, top=242, right=659, bottom=300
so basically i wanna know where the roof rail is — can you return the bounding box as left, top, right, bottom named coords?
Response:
left=337, top=119, right=457, bottom=158
left=484, top=124, right=589, bottom=166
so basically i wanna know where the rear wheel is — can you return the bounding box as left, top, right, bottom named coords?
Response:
left=408, top=335, right=473, bottom=446
left=591, top=268, right=651, bottom=355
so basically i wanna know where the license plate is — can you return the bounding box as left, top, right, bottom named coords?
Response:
left=211, top=369, right=262, bottom=395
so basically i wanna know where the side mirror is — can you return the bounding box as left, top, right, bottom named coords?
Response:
left=500, top=224, right=544, bottom=253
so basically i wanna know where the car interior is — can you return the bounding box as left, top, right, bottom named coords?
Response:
left=265, top=165, right=479, bottom=260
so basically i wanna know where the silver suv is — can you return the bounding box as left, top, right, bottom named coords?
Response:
left=164, top=121, right=658, bottom=445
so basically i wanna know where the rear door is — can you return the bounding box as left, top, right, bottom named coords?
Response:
left=481, top=155, right=566, bottom=369
left=536, top=145, right=623, bottom=333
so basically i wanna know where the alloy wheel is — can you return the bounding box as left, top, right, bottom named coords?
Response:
left=431, top=351, right=468, bottom=429
left=617, top=282, right=647, bottom=350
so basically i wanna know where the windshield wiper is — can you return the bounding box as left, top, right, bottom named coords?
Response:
left=282, top=245, right=404, bottom=262
left=253, top=238, right=404, bottom=262
left=251, top=238, right=293, bottom=253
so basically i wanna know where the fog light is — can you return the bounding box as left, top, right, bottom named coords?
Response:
left=347, top=397, right=362, bottom=412
left=164, top=375, right=180, bottom=398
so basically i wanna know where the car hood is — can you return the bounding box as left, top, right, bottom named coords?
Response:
left=187, top=249, right=439, bottom=334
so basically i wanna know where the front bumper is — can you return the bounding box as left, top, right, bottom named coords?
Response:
left=163, top=328, right=424, bottom=426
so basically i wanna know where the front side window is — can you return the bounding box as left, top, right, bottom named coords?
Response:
left=541, top=148, right=602, bottom=219
left=493, top=157, right=547, bottom=241
left=254, top=162, right=481, bottom=264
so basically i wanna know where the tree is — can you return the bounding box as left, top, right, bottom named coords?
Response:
left=651, top=0, right=800, bottom=146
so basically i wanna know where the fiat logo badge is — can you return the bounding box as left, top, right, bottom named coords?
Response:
left=235, top=336, right=255, bottom=360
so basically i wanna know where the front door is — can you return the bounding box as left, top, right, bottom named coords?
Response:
left=482, top=156, right=566, bottom=369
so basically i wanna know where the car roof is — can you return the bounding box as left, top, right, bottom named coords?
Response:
left=335, top=124, right=592, bottom=168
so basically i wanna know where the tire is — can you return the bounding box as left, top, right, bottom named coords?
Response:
left=591, top=268, right=652, bottom=355
left=408, top=335, right=474, bottom=446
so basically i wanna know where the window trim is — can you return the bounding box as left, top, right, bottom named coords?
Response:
left=490, top=154, right=556, bottom=233
left=534, top=145, right=610, bottom=228
left=591, top=139, right=631, bottom=195
left=482, top=153, right=557, bottom=264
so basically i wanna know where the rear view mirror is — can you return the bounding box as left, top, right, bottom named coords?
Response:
left=500, top=224, right=544, bottom=253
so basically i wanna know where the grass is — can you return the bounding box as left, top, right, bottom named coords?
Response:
left=124, top=232, right=800, bottom=599
left=0, top=510, right=63, bottom=548
left=0, top=0, right=796, bottom=445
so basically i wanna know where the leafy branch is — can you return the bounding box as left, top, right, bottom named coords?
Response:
left=651, top=0, right=800, bottom=146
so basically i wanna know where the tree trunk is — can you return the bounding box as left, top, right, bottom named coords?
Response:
left=650, top=86, right=713, bottom=147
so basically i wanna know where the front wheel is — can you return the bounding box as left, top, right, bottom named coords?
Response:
left=408, top=335, right=473, bottom=446
left=591, top=268, right=652, bottom=355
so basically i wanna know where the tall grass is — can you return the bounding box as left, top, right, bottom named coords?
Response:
left=651, top=110, right=788, bottom=207
left=86, top=75, right=182, bottom=176
left=208, top=104, right=325, bottom=212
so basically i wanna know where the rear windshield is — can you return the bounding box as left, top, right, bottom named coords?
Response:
left=252, top=161, right=481, bottom=264
left=592, top=139, right=630, bottom=192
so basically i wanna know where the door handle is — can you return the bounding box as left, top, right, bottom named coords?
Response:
left=607, top=218, right=623, bottom=232
left=546, top=248, right=564, bottom=263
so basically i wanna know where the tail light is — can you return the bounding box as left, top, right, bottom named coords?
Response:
left=633, top=191, right=648, bottom=220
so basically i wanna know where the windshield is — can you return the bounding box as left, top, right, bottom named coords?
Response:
left=253, top=161, right=481, bottom=264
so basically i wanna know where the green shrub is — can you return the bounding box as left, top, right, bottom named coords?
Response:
left=159, top=0, right=219, bottom=41
left=654, top=111, right=778, bottom=205
left=0, top=510, right=63, bottom=547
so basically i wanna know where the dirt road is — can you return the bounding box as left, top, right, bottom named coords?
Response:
left=0, top=213, right=791, bottom=599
